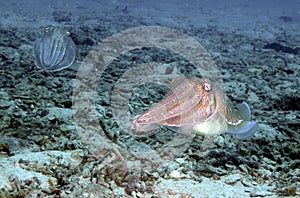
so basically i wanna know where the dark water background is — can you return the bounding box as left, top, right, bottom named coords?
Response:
left=1, top=0, right=299, bottom=28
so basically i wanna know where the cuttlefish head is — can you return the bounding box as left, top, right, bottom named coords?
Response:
left=131, top=76, right=257, bottom=140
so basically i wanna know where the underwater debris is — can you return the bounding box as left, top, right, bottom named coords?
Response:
left=33, top=25, right=76, bottom=71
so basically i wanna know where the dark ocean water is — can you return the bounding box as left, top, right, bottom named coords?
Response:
left=1, top=0, right=300, bottom=26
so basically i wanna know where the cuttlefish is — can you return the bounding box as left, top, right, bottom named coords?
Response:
left=33, top=25, right=94, bottom=73
left=33, top=25, right=76, bottom=71
left=131, top=76, right=257, bottom=140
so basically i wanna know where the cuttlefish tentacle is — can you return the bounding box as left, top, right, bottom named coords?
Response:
left=131, top=76, right=257, bottom=140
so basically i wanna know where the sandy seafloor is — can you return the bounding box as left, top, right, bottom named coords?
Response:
left=0, top=0, right=299, bottom=197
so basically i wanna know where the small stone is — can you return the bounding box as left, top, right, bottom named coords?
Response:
left=175, top=158, right=185, bottom=164
left=0, top=99, right=11, bottom=108
left=199, top=165, right=227, bottom=176
left=0, top=90, right=10, bottom=100
left=238, top=164, right=249, bottom=174
left=168, top=189, right=176, bottom=195
left=215, top=136, right=225, bottom=147
left=46, top=107, right=73, bottom=122
left=262, top=157, right=275, bottom=164
left=241, top=178, right=253, bottom=187
left=167, top=162, right=180, bottom=171
left=250, top=187, right=273, bottom=197
left=225, top=174, right=241, bottom=185
left=260, top=32, right=276, bottom=41
left=240, top=44, right=254, bottom=51
left=169, top=170, right=181, bottom=178
left=279, top=185, right=297, bottom=196
left=248, top=91, right=259, bottom=103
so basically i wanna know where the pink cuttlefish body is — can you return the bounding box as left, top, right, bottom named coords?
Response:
left=131, top=76, right=257, bottom=139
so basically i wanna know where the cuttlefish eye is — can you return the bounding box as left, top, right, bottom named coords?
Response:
left=203, top=82, right=211, bottom=91
left=45, top=27, right=50, bottom=32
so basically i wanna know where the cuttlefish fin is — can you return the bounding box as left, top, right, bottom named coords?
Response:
left=236, top=101, right=251, bottom=121
left=193, top=111, right=228, bottom=136
left=226, top=102, right=257, bottom=140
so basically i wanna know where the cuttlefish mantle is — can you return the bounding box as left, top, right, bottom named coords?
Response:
left=131, top=76, right=257, bottom=140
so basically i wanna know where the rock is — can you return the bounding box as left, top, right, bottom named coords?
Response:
left=0, top=99, right=11, bottom=108
left=260, top=32, right=276, bottom=42
left=240, top=44, right=254, bottom=51
left=0, top=46, right=20, bottom=61
left=250, top=186, right=274, bottom=197
left=175, top=158, right=185, bottom=165
left=279, top=16, right=293, bottom=22
left=167, top=162, right=180, bottom=171
left=225, top=174, right=241, bottom=185
left=19, top=44, right=32, bottom=51
left=0, top=150, right=83, bottom=193
left=263, top=42, right=299, bottom=55
left=169, top=170, right=181, bottom=179
left=0, top=90, right=12, bottom=108
left=238, top=164, right=249, bottom=174
left=0, top=89, right=10, bottom=100
left=247, top=91, right=259, bottom=104
left=241, top=178, right=254, bottom=187
left=198, top=164, right=228, bottom=176
left=46, top=107, right=73, bottom=123
left=215, top=136, right=225, bottom=147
